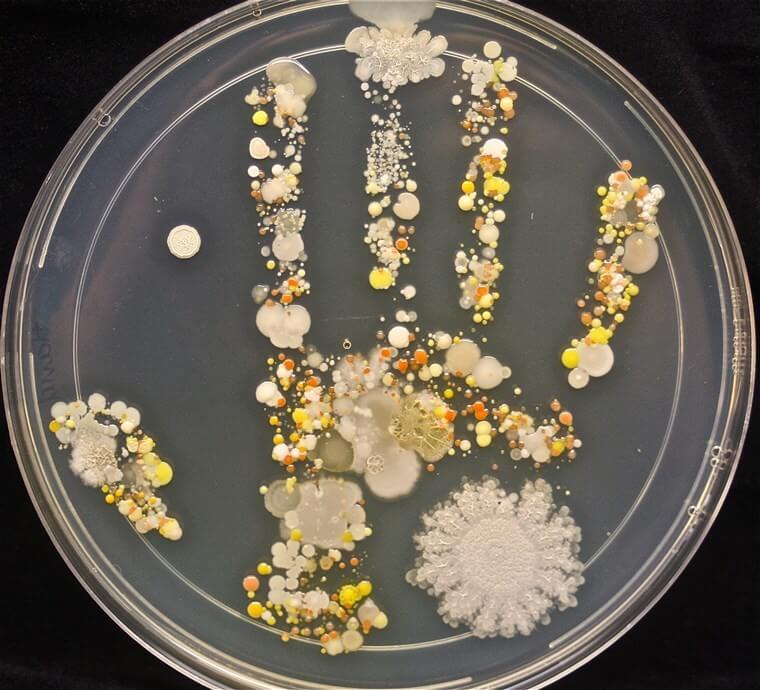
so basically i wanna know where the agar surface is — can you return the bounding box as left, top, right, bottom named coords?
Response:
left=46, top=0, right=667, bottom=660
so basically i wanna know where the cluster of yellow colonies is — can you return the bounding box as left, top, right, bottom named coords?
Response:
left=267, top=354, right=333, bottom=472
left=561, top=169, right=647, bottom=371
left=244, top=567, right=388, bottom=651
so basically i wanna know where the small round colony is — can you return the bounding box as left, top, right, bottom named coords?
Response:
left=167, top=224, right=201, bottom=259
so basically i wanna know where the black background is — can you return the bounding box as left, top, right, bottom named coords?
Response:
left=1, top=1, right=758, bottom=689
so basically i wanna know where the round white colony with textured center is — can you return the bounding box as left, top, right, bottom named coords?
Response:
left=408, top=477, right=584, bottom=638
left=68, top=413, right=122, bottom=487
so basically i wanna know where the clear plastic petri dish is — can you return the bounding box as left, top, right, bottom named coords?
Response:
left=1, top=1, right=754, bottom=689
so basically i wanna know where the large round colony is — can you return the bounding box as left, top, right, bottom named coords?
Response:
left=47, top=395, right=182, bottom=540
left=560, top=162, right=665, bottom=388
left=249, top=58, right=317, bottom=348
left=408, top=476, right=584, bottom=638
left=451, top=43, right=519, bottom=325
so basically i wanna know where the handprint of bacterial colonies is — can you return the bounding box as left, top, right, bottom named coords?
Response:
left=244, top=0, right=664, bottom=657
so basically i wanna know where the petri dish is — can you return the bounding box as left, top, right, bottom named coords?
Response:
left=1, top=1, right=754, bottom=689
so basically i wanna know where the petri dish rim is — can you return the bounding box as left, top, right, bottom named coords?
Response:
left=1, top=1, right=754, bottom=689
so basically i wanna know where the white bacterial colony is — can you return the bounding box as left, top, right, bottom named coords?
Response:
left=345, top=0, right=446, bottom=92
left=256, top=301, right=311, bottom=350
left=408, top=476, right=584, bottom=638
left=278, top=478, right=369, bottom=550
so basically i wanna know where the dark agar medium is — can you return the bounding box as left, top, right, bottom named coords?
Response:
left=2, top=1, right=753, bottom=689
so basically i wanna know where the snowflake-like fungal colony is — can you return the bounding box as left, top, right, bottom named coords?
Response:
left=408, top=477, right=584, bottom=638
